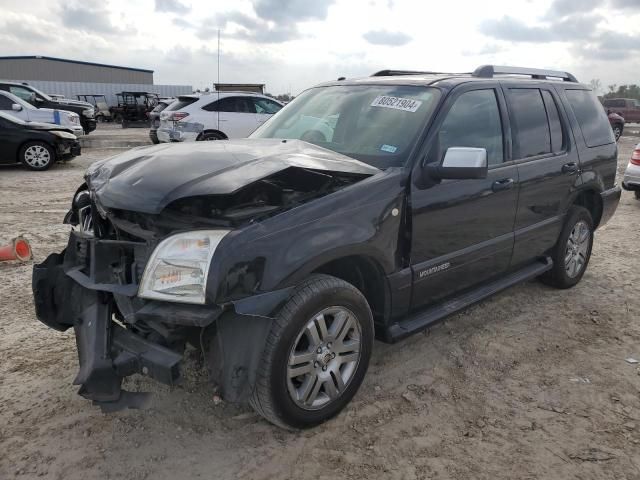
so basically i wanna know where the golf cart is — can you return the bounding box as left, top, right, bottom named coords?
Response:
left=109, top=91, right=159, bottom=128
left=76, top=94, right=112, bottom=122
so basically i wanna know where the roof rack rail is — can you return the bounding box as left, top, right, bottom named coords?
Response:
left=371, top=69, right=444, bottom=77
left=472, top=65, right=578, bottom=82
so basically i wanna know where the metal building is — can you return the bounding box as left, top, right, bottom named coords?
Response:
left=0, top=55, right=154, bottom=84
left=0, top=55, right=193, bottom=106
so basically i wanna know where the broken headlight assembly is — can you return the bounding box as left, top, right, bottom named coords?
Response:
left=138, top=230, right=229, bottom=304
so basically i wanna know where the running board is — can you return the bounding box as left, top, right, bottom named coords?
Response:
left=385, top=257, right=553, bottom=343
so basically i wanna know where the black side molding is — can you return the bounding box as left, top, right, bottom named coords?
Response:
left=384, top=257, right=553, bottom=342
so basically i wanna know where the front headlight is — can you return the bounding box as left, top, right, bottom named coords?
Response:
left=139, top=230, right=230, bottom=304
left=51, top=130, right=77, bottom=140
left=82, top=108, right=94, bottom=118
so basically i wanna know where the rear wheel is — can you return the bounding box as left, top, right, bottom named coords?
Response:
left=635, top=191, right=640, bottom=200
left=20, top=142, right=55, bottom=171
left=540, top=206, right=593, bottom=289
left=613, top=124, right=623, bottom=141
left=250, top=274, right=374, bottom=429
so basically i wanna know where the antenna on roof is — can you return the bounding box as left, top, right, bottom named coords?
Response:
left=217, top=29, right=220, bottom=131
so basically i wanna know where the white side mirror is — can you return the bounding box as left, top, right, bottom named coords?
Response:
left=12, top=104, right=23, bottom=112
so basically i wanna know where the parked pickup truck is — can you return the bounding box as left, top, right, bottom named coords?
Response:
left=32, top=65, right=620, bottom=429
left=603, top=98, right=640, bottom=123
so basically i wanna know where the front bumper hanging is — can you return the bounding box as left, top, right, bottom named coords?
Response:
left=32, top=233, right=184, bottom=409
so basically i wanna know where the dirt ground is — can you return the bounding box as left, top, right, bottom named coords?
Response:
left=1, top=128, right=640, bottom=480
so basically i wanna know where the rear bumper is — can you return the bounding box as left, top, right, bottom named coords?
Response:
left=599, top=185, right=621, bottom=228
left=623, top=162, right=640, bottom=191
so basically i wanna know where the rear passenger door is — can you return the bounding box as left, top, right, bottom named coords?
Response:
left=504, top=84, right=580, bottom=268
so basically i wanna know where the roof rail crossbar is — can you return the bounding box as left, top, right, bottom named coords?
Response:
left=473, top=65, right=578, bottom=82
left=371, top=69, right=445, bottom=77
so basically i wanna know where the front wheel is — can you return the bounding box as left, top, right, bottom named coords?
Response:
left=540, top=206, right=593, bottom=289
left=634, top=191, right=640, bottom=200
left=20, top=142, right=55, bottom=171
left=250, top=274, right=374, bottom=429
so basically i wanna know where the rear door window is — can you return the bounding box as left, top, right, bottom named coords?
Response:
left=541, top=90, right=564, bottom=153
left=508, top=89, right=551, bottom=159
left=204, top=97, right=256, bottom=113
left=565, top=89, right=614, bottom=147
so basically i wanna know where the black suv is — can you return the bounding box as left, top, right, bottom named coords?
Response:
left=0, top=81, right=97, bottom=134
left=32, top=65, right=620, bottom=429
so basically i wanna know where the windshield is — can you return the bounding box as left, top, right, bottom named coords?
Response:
left=26, top=85, right=52, bottom=101
left=251, top=85, right=440, bottom=168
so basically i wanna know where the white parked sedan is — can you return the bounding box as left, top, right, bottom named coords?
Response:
left=157, top=92, right=283, bottom=142
left=0, top=90, right=83, bottom=136
left=623, top=142, right=640, bottom=200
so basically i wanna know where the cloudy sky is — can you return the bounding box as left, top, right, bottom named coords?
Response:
left=0, top=0, right=638, bottom=94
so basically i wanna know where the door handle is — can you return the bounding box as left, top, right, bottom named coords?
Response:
left=562, top=162, right=578, bottom=174
left=492, top=178, right=514, bottom=192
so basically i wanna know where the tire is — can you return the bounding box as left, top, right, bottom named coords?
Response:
left=19, top=141, right=55, bottom=171
left=613, top=124, right=623, bottom=141
left=249, top=274, right=374, bottom=429
left=634, top=191, right=640, bottom=200
left=96, top=114, right=105, bottom=123
left=197, top=131, right=225, bottom=141
left=540, top=206, right=593, bottom=289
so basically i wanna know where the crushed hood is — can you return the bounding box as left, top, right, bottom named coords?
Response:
left=88, top=139, right=381, bottom=214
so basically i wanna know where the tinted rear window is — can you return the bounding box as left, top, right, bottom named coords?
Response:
left=566, top=90, right=614, bottom=147
left=509, top=89, right=551, bottom=158
left=166, top=97, right=198, bottom=111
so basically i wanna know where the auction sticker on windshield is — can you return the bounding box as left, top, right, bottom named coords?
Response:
left=371, top=96, right=422, bottom=112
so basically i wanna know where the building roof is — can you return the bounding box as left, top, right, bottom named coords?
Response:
left=0, top=56, right=153, bottom=73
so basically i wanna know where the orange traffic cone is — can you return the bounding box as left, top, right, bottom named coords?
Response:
left=0, top=237, right=32, bottom=262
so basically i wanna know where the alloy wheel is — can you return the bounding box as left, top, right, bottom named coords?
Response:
left=23, top=145, right=51, bottom=168
left=564, top=220, right=590, bottom=278
left=287, top=306, right=362, bottom=410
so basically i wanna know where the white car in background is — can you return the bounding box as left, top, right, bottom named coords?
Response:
left=622, top=142, right=640, bottom=200
left=0, top=90, right=84, bottom=136
left=157, top=92, right=283, bottom=142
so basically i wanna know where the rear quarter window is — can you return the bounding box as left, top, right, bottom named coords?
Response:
left=565, top=89, right=614, bottom=148
left=166, top=97, right=198, bottom=111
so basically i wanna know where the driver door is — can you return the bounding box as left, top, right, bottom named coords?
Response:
left=410, top=85, right=519, bottom=310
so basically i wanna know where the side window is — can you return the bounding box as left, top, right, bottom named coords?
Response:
left=541, top=90, right=564, bottom=153
left=437, top=89, right=504, bottom=166
left=201, top=100, right=219, bottom=112
left=565, top=89, right=614, bottom=147
left=509, top=89, right=551, bottom=158
left=253, top=98, right=282, bottom=115
left=9, top=86, right=34, bottom=103
left=0, top=95, right=13, bottom=110
left=213, top=97, right=255, bottom=113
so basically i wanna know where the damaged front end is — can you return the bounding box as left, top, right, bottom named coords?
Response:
left=32, top=140, right=381, bottom=410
